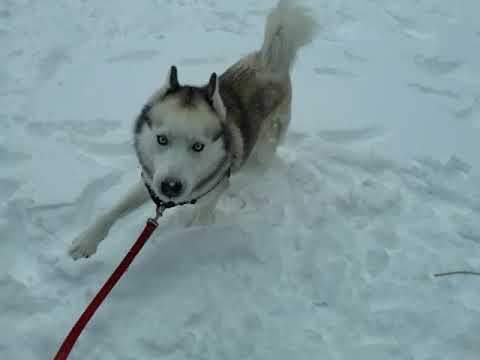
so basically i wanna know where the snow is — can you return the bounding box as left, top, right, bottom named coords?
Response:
left=1, top=0, right=480, bottom=359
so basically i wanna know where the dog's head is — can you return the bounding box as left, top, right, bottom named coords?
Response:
left=134, top=66, right=229, bottom=203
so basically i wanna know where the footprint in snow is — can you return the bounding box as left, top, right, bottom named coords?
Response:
left=137, top=334, right=195, bottom=358
left=384, top=9, right=433, bottom=40
left=0, top=144, right=31, bottom=165
left=0, top=276, right=54, bottom=315
left=38, top=47, right=72, bottom=83
left=283, top=130, right=308, bottom=147
left=179, top=56, right=226, bottom=66
left=25, top=118, right=130, bottom=157
left=0, top=178, right=20, bottom=204
left=408, top=83, right=460, bottom=100
left=106, top=50, right=161, bottom=64
left=317, top=126, right=386, bottom=145
left=414, top=55, right=462, bottom=76
left=26, top=171, right=123, bottom=241
left=336, top=9, right=356, bottom=25
left=415, top=155, right=471, bottom=176
left=336, top=179, right=403, bottom=217
left=0, top=10, right=11, bottom=19
left=366, top=248, right=390, bottom=277
left=314, top=66, right=357, bottom=79
left=384, top=9, right=416, bottom=27
left=205, top=10, right=250, bottom=35
left=343, top=50, right=368, bottom=63
left=450, top=213, right=480, bottom=245
left=70, top=138, right=133, bottom=158
left=455, top=97, right=480, bottom=120
left=26, top=118, right=121, bottom=138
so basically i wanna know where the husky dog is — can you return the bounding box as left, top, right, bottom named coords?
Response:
left=69, top=0, right=316, bottom=260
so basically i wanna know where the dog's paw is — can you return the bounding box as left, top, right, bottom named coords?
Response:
left=68, top=226, right=108, bottom=260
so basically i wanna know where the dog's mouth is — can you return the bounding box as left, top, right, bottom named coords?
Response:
left=146, top=176, right=192, bottom=203
left=142, top=173, right=193, bottom=209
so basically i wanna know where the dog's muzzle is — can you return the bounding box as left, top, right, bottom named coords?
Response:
left=141, top=157, right=231, bottom=210
left=160, top=177, right=184, bottom=198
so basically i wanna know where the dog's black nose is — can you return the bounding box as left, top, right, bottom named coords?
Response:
left=160, top=178, right=184, bottom=198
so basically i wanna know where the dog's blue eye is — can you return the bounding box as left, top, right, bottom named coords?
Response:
left=157, top=135, right=169, bottom=146
left=192, top=142, right=205, bottom=152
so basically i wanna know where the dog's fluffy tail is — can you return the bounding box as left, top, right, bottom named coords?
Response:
left=259, top=0, right=316, bottom=74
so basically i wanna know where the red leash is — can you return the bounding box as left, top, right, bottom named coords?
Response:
left=53, top=211, right=162, bottom=360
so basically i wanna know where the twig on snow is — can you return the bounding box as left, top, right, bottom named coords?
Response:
left=433, top=271, right=480, bottom=278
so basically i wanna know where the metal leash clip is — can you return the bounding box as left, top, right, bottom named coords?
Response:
left=150, top=204, right=166, bottom=225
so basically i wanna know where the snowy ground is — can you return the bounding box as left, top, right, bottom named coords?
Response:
left=2, top=0, right=480, bottom=359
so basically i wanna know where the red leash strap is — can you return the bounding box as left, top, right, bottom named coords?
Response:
left=53, top=217, right=160, bottom=360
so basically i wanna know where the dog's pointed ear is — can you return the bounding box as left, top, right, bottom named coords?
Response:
left=206, top=72, right=217, bottom=99
left=168, top=65, right=180, bottom=90
left=156, top=65, right=180, bottom=98
left=146, top=65, right=181, bottom=105
left=206, top=72, right=227, bottom=120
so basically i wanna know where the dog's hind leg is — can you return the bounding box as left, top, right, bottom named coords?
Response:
left=276, top=98, right=292, bottom=145
left=251, top=100, right=291, bottom=167
left=68, top=179, right=150, bottom=260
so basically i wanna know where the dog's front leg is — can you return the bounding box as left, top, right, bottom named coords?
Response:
left=188, top=178, right=229, bottom=226
left=69, top=179, right=150, bottom=260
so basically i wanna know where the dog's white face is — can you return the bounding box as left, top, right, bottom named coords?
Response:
left=134, top=67, right=228, bottom=203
